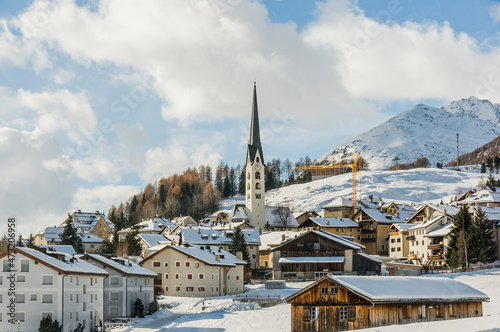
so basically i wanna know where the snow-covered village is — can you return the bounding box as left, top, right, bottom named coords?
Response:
left=2, top=1, right=500, bottom=332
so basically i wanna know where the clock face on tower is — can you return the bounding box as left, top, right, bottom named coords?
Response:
left=255, top=163, right=261, bottom=170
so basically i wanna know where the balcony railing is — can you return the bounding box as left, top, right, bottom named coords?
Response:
left=361, top=238, right=376, bottom=243
left=361, top=229, right=376, bottom=234
left=428, top=255, right=444, bottom=260
left=428, top=244, right=443, bottom=250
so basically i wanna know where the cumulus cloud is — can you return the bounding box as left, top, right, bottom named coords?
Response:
left=71, top=184, right=139, bottom=212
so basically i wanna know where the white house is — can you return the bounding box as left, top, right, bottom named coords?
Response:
left=0, top=247, right=108, bottom=332
left=81, top=254, right=157, bottom=319
left=408, top=214, right=453, bottom=265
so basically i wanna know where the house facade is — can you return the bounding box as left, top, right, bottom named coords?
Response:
left=271, top=230, right=380, bottom=280
left=140, top=245, right=245, bottom=297
left=388, top=223, right=413, bottom=259
left=299, top=218, right=360, bottom=241
left=407, top=215, right=453, bottom=265
left=285, top=276, right=489, bottom=332
left=81, top=254, right=156, bottom=319
left=0, top=247, right=107, bottom=332
left=322, top=197, right=353, bottom=219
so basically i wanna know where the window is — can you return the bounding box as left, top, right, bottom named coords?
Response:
left=255, top=171, right=261, bottom=179
left=0, top=294, right=2, bottom=303
left=321, top=287, right=328, bottom=294
left=76, top=312, right=79, bottom=321
left=186, top=286, right=194, bottom=292
left=42, top=275, right=53, bottom=285
left=165, top=286, right=169, bottom=292
left=109, top=293, right=119, bottom=301
left=255, top=194, right=261, bottom=199
left=331, top=286, right=337, bottom=294
left=199, top=274, right=204, bottom=279
left=391, top=248, right=395, bottom=252
left=21, top=260, right=29, bottom=272
left=449, top=303, right=457, bottom=317
left=164, top=262, right=169, bottom=267
left=16, top=294, right=25, bottom=303
left=76, top=294, right=79, bottom=303
left=42, top=294, right=53, bottom=303
left=381, top=245, right=385, bottom=250
left=357, top=236, right=361, bottom=240
left=247, top=172, right=250, bottom=180
left=83, top=285, right=86, bottom=294
left=153, top=261, right=161, bottom=267
left=397, top=247, right=401, bottom=252
left=30, top=294, right=37, bottom=301
left=348, top=307, right=356, bottom=321
left=339, top=307, right=348, bottom=321
left=391, top=239, right=395, bottom=243
left=187, top=274, right=193, bottom=280
left=397, top=238, right=401, bottom=243
left=0, top=275, right=2, bottom=284
left=175, top=273, right=180, bottom=279
left=403, top=305, right=411, bottom=319
left=175, top=286, right=180, bottom=292
left=175, top=261, right=181, bottom=267
left=109, top=306, right=119, bottom=316
left=256, top=182, right=261, bottom=190
left=77, top=277, right=79, bottom=285
left=236, top=276, right=240, bottom=280
left=16, top=312, right=25, bottom=322
left=109, top=277, right=119, bottom=285
left=165, top=273, right=169, bottom=279
left=3, top=260, right=11, bottom=272
left=303, top=307, right=311, bottom=321
left=198, top=287, right=205, bottom=292
left=17, top=275, right=25, bottom=282
left=313, top=243, right=320, bottom=250
left=311, top=307, right=319, bottom=321
left=83, top=302, right=86, bottom=311
left=185, top=261, right=191, bottom=267
left=436, top=304, right=443, bottom=318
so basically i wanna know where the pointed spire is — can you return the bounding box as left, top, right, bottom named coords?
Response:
left=247, top=82, right=264, bottom=164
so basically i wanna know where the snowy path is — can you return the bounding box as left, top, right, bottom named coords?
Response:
left=131, top=313, right=184, bottom=331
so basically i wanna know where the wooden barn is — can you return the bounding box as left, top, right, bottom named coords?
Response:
left=285, top=276, right=489, bottom=332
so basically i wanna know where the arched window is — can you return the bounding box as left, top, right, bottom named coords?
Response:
left=255, top=171, right=261, bottom=179
left=256, top=182, right=261, bottom=190
left=247, top=194, right=250, bottom=199
left=247, top=172, right=250, bottom=180
left=247, top=183, right=250, bottom=190
left=256, top=157, right=260, bottom=163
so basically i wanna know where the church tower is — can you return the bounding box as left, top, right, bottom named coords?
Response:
left=245, top=83, right=266, bottom=230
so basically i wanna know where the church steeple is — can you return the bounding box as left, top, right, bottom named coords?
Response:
left=247, top=82, right=264, bottom=164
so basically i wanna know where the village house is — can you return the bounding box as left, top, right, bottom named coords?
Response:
left=380, top=202, right=416, bottom=220
left=34, top=227, right=103, bottom=253
left=271, top=230, right=381, bottom=280
left=81, top=254, right=157, bottom=319
left=0, top=247, right=108, bottom=332
left=322, top=197, right=354, bottom=219
left=258, top=230, right=306, bottom=269
left=118, top=217, right=174, bottom=241
left=80, top=233, right=104, bottom=254
left=351, top=207, right=405, bottom=256
left=209, top=209, right=231, bottom=223
left=405, top=204, right=459, bottom=224
left=298, top=218, right=360, bottom=241
left=458, top=187, right=500, bottom=207
left=285, top=275, right=489, bottom=332
left=179, top=227, right=261, bottom=269
left=137, top=234, right=172, bottom=257
left=407, top=213, right=454, bottom=265
left=172, top=216, right=198, bottom=227
left=140, top=245, right=245, bottom=297
left=63, top=210, right=115, bottom=240
left=293, top=211, right=320, bottom=225
left=388, top=223, right=413, bottom=259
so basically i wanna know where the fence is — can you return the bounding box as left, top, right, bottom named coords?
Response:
left=422, top=263, right=500, bottom=274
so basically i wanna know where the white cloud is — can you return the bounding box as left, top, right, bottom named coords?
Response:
left=490, top=3, right=500, bottom=24
left=0, top=127, right=74, bottom=236
left=71, top=185, right=139, bottom=212
left=18, top=89, right=98, bottom=142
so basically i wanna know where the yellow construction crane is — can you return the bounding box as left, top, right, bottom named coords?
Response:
left=294, top=153, right=361, bottom=208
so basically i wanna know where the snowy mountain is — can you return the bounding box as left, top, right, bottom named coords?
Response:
left=264, top=168, right=491, bottom=212
left=321, top=97, right=500, bottom=170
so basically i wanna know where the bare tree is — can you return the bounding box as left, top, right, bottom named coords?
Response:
left=272, top=204, right=291, bottom=229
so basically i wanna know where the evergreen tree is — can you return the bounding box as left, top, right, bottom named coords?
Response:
left=133, top=298, right=145, bottom=318
left=126, top=226, right=142, bottom=256
left=129, top=195, right=139, bottom=225
left=0, top=234, right=8, bottom=253
left=74, top=236, right=84, bottom=254
left=148, top=296, right=160, bottom=315
left=222, top=176, right=231, bottom=198
left=38, top=315, right=62, bottom=332
left=470, top=208, right=497, bottom=263
left=495, top=156, right=500, bottom=173
left=487, top=157, right=494, bottom=173
left=481, top=162, right=487, bottom=173
left=445, top=205, right=473, bottom=268
left=158, top=184, right=167, bottom=208
left=238, top=167, right=246, bottom=195
left=100, top=238, right=115, bottom=255
left=60, top=217, right=82, bottom=253
left=26, top=233, right=35, bottom=248
left=17, top=234, right=24, bottom=247
left=228, top=228, right=250, bottom=265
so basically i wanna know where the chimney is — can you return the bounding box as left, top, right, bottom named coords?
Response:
left=402, top=203, right=406, bottom=209
left=198, top=228, right=201, bottom=234
left=443, top=209, right=448, bottom=224
left=215, top=254, right=221, bottom=262
left=369, top=195, right=373, bottom=203
left=325, top=220, right=329, bottom=225
left=236, top=252, right=243, bottom=260
left=281, top=235, right=286, bottom=242
left=378, top=198, right=382, bottom=208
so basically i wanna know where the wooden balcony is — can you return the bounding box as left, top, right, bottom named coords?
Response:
left=428, top=255, right=444, bottom=261
left=361, top=229, right=376, bottom=234
left=406, top=236, right=415, bottom=241
left=428, top=244, right=443, bottom=250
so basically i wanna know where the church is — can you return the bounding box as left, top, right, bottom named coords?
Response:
left=227, top=83, right=298, bottom=231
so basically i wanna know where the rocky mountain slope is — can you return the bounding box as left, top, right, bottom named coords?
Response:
left=445, top=135, right=500, bottom=167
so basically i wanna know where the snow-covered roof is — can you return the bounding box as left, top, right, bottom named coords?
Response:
left=156, top=245, right=246, bottom=267
left=278, top=256, right=345, bottom=264
left=39, top=227, right=64, bottom=243
left=138, top=234, right=171, bottom=247
left=425, top=223, right=453, bottom=237
left=390, top=223, right=414, bottom=232
left=330, top=276, right=489, bottom=303
left=79, top=232, right=103, bottom=243
left=72, top=211, right=114, bottom=231
left=459, top=187, right=500, bottom=205
left=38, top=245, right=76, bottom=255
left=210, top=209, right=232, bottom=217
left=230, top=204, right=251, bottom=222
left=15, top=247, right=108, bottom=276
left=361, top=208, right=404, bottom=224
left=259, top=231, right=306, bottom=250
left=83, top=254, right=157, bottom=277
left=308, top=218, right=359, bottom=228
left=468, top=205, right=500, bottom=221
left=286, top=276, right=489, bottom=304
left=322, top=197, right=353, bottom=208
left=272, top=230, right=365, bottom=251
left=181, top=227, right=261, bottom=246
left=355, top=252, right=383, bottom=264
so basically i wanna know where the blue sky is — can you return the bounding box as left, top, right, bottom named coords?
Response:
left=2, top=0, right=500, bottom=235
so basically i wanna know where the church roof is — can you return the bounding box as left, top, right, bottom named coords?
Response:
left=247, top=83, right=264, bottom=165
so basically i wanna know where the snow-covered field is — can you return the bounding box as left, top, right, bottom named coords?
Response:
left=264, top=168, right=496, bottom=212
left=120, top=269, right=500, bottom=332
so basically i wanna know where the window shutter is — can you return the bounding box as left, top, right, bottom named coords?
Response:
left=348, top=307, right=356, bottom=321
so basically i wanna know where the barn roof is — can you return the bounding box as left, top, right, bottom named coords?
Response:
left=285, top=276, right=489, bottom=304
left=271, top=230, right=365, bottom=252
